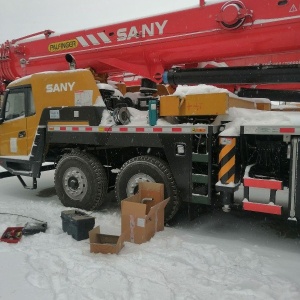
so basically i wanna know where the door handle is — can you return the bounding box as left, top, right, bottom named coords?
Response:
left=18, top=131, right=26, bottom=138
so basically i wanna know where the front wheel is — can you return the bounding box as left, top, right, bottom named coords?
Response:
left=115, top=155, right=181, bottom=222
left=55, top=150, right=107, bottom=210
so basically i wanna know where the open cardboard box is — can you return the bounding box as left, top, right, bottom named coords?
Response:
left=89, top=226, right=124, bottom=254
left=121, top=182, right=169, bottom=244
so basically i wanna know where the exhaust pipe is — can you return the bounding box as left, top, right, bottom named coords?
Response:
left=65, top=54, right=76, bottom=70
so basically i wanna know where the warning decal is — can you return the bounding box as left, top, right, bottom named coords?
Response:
left=289, top=4, right=298, bottom=13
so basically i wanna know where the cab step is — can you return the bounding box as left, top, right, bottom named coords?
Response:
left=243, top=200, right=282, bottom=215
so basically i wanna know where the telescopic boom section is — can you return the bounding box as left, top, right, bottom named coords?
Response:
left=1, top=0, right=300, bottom=88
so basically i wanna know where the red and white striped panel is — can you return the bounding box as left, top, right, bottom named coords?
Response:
left=243, top=126, right=300, bottom=135
left=76, top=32, right=112, bottom=47
left=47, top=125, right=211, bottom=134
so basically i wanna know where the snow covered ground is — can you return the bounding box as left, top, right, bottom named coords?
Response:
left=0, top=170, right=300, bottom=300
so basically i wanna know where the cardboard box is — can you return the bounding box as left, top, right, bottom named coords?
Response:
left=121, top=182, right=169, bottom=244
left=89, top=226, right=124, bottom=254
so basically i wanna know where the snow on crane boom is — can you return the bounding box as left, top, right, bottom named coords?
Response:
left=1, top=0, right=300, bottom=92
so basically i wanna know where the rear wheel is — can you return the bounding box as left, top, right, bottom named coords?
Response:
left=115, top=155, right=181, bottom=222
left=55, top=150, right=107, bottom=210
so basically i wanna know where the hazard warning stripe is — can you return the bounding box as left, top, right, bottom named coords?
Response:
left=76, top=32, right=112, bottom=47
left=76, top=36, right=89, bottom=47
left=218, top=138, right=236, bottom=184
left=243, top=178, right=283, bottom=190
left=218, top=155, right=235, bottom=180
left=243, top=201, right=282, bottom=215
left=87, top=34, right=100, bottom=45
left=47, top=125, right=211, bottom=134
left=219, top=144, right=236, bottom=167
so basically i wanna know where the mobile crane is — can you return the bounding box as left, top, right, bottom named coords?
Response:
left=0, top=0, right=300, bottom=223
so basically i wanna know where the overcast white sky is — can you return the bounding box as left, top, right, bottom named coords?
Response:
left=0, top=0, right=199, bottom=42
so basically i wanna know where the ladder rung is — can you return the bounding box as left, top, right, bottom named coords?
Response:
left=243, top=178, right=283, bottom=190
left=192, top=153, right=208, bottom=163
left=13, top=170, right=32, bottom=176
left=243, top=201, right=282, bottom=215
left=191, top=194, right=210, bottom=205
left=192, top=174, right=208, bottom=183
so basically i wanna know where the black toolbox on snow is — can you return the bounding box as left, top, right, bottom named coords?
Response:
left=61, top=210, right=95, bottom=241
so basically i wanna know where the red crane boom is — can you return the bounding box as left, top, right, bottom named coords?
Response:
left=1, top=0, right=300, bottom=91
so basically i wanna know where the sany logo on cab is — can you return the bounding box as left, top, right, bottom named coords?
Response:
left=46, top=82, right=75, bottom=93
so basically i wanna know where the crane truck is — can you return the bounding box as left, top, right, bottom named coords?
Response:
left=0, top=0, right=300, bottom=223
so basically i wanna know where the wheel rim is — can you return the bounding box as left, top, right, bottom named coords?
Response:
left=126, top=173, right=155, bottom=196
left=63, top=167, right=88, bottom=201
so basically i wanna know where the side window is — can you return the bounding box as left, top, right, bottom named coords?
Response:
left=4, top=90, right=25, bottom=121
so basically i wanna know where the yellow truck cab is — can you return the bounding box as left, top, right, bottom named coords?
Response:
left=0, top=69, right=103, bottom=157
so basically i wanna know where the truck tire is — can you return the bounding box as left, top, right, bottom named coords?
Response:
left=55, top=150, right=107, bottom=210
left=115, top=155, right=180, bottom=222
